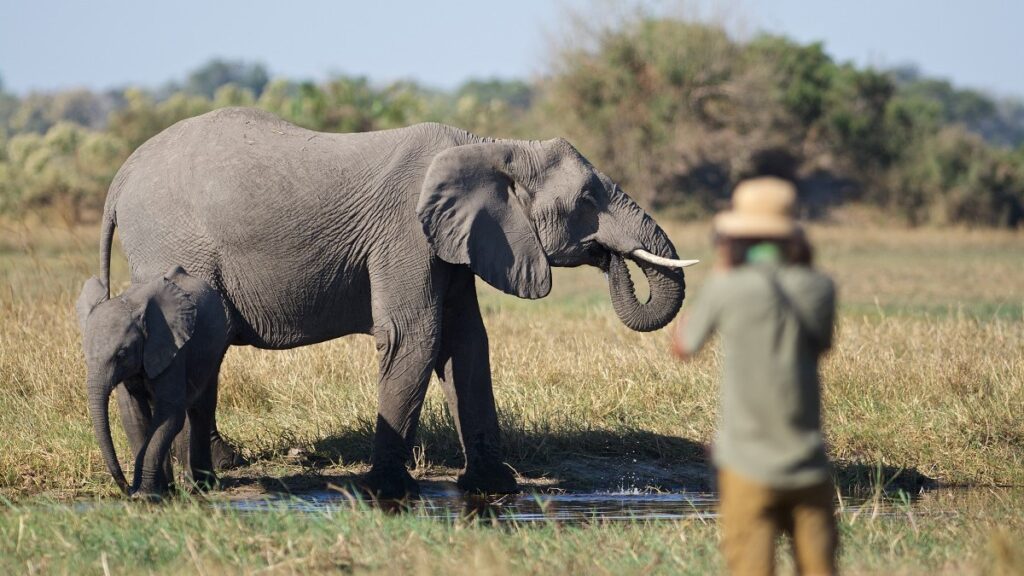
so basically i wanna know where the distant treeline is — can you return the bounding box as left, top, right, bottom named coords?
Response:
left=2, top=17, right=1023, bottom=227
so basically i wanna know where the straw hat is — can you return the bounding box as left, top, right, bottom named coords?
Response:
left=713, top=177, right=799, bottom=238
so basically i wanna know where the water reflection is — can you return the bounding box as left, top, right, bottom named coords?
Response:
left=222, top=484, right=718, bottom=523
left=453, top=491, right=720, bottom=523
left=216, top=481, right=939, bottom=524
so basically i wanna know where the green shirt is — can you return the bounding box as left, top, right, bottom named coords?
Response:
left=681, top=262, right=836, bottom=488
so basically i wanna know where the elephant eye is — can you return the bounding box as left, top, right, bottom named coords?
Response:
left=580, top=188, right=599, bottom=207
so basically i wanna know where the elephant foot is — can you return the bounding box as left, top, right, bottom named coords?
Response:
left=185, top=469, right=219, bottom=493
left=360, top=466, right=420, bottom=501
left=457, top=461, right=518, bottom=495
left=211, top=435, right=248, bottom=470
left=129, top=488, right=167, bottom=502
left=130, top=472, right=176, bottom=501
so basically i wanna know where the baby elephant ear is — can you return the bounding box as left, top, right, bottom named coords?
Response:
left=142, top=278, right=197, bottom=378
left=75, top=276, right=108, bottom=331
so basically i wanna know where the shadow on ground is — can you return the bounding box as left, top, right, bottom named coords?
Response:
left=219, top=418, right=936, bottom=497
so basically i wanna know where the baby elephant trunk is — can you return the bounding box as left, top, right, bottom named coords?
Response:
left=88, top=373, right=130, bottom=494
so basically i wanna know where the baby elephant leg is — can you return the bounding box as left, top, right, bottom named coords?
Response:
left=132, top=361, right=189, bottom=497
left=176, top=380, right=221, bottom=491
left=186, top=402, right=217, bottom=490
left=206, top=373, right=247, bottom=470
left=173, top=372, right=245, bottom=480
left=116, top=381, right=151, bottom=472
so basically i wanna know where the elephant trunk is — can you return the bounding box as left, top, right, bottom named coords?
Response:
left=606, top=252, right=685, bottom=332
left=600, top=190, right=687, bottom=332
left=88, top=373, right=130, bottom=494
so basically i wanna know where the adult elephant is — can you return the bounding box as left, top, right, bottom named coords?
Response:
left=96, top=107, right=696, bottom=498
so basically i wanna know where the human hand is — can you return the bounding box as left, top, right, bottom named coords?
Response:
left=671, top=315, right=690, bottom=360
left=713, top=239, right=732, bottom=273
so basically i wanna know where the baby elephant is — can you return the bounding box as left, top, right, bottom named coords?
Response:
left=76, top=266, right=234, bottom=497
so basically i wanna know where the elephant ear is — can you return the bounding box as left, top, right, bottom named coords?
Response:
left=417, top=143, right=551, bottom=299
left=139, top=276, right=197, bottom=378
left=76, top=276, right=108, bottom=331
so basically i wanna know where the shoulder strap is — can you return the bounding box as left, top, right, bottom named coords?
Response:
left=758, top=267, right=814, bottom=333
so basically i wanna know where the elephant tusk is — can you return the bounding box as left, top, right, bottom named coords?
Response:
left=630, top=249, right=700, bottom=269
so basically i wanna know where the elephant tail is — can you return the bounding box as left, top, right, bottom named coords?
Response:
left=99, top=210, right=115, bottom=300
left=100, top=150, right=134, bottom=300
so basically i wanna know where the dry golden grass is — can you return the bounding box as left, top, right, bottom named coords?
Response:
left=1, top=216, right=1024, bottom=575
left=1, top=218, right=1022, bottom=498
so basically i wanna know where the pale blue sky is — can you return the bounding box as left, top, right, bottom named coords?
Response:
left=1, top=0, right=1021, bottom=97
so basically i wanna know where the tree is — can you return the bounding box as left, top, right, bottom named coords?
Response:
left=894, top=69, right=1024, bottom=148
left=542, top=16, right=790, bottom=210
left=0, top=74, right=18, bottom=137
left=821, top=66, right=897, bottom=168
left=185, top=59, right=269, bottom=99
left=107, top=88, right=212, bottom=149
left=448, top=78, right=535, bottom=136
left=748, top=35, right=834, bottom=128
left=886, top=126, right=1024, bottom=226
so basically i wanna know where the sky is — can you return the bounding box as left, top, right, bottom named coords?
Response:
left=1, top=0, right=1021, bottom=98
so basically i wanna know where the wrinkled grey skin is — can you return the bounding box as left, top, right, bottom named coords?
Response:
left=99, top=107, right=686, bottom=497
left=77, top=267, right=234, bottom=496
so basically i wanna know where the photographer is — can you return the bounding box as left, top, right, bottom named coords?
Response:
left=673, top=177, right=838, bottom=576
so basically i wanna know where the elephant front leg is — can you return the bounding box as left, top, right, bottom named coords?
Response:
left=118, top=380, right=179, bottom=492
left=365, top=315, right=440, bottom=499
left=132, top=364, right=187, bottom=497
left=133, top=409, right=186, bottom=497
left=115, top=380, right=151, bottom=470
left=436, top=271, right=517, bottom=494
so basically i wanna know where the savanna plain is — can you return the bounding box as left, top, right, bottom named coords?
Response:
left=1, top=214, right=1022, bottom=575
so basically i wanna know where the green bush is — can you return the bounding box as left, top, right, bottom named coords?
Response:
left=1, top=25, right=1023, bottom=227
left=537, top=15, right=1023, bottom=227
left=0, top=122, right=128, bottom=221
left=887, top=127, right=1024, bottom=226
left=540, top=18, right=762, bottom=209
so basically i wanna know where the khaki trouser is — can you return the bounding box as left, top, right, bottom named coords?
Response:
left=718, top=467, right=838, bottom=576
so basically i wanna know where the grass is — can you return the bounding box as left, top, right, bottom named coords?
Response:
left=1, top=488, right=1022, bottom=574
left=1, top=215, right=1023, bottom=573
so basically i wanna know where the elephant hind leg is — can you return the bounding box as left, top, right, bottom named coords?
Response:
left=176, top=371, right=245, bottom=481
left=185, top=401, right=217, bottom=491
